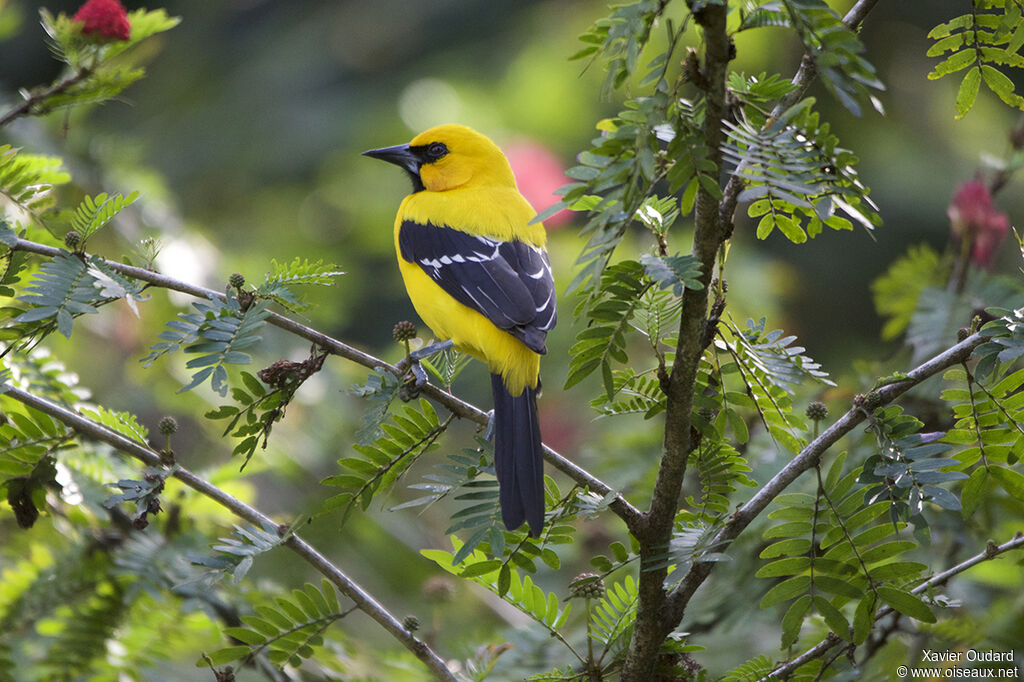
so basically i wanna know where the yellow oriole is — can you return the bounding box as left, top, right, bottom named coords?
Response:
left=363, top=124, right=556, bottom=536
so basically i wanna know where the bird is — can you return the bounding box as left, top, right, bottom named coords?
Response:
left=363, top=124, right=557, bottom=536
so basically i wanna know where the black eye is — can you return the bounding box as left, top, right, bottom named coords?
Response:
left=425, top=142, right=448, bottom=161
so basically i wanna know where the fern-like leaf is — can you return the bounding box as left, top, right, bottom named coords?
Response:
left=201, top=579, right=346, bottom=670
left=14, top=251, right=99, bottom=338
left=927, top=2, right=1024, bottom=118
left=141, top=290, right=270, bottom=396
left=0, top=145, right=70, bottom=215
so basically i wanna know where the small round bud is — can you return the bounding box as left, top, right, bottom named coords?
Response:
left=393, top=320, right=418, bottom=343
left=957, top=327, right=970, bottom=342
left=158, top=416, right=177, bottom=435
left=228, top=272, right=245, bottom=289
left=422, top=576, right=456, bottom=603
left=864, top=391, right=883, bottom=409
left=569, top=572, right=605, bottom=599
left=402, top=615, right=420, bottom=631
left=1011, top=122, right=1024, bottom=150
left=805, top=401, right=828, bottom=421
left=64, top=231, right=81, bottom=249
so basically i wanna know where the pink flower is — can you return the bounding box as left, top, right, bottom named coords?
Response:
left=948, top=180, right=1010, bottom=268
left=505, top=140, right=573, bottom=229
left=73, top=0, right=131, bottom=42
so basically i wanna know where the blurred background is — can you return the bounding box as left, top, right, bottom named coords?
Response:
left=2, top=0, right=1023, bottom=678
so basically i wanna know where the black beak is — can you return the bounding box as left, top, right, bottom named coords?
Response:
left=361, top=143, right=420, bottom=176
left=362, top=143, right=425, bottom=192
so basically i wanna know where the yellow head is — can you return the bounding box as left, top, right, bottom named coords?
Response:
left=363, top=124, right=516, bottom=193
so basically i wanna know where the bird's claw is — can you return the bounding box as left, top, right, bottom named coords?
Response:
left=395, top=339, right=454, bottom=402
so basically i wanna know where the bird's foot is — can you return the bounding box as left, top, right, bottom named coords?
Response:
left=395, top=339, right=454, bottom=401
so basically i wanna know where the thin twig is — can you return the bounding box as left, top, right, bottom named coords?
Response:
left=0, top=383, right=457, bottom=682
left=7, top=236, right=643, bottom=532
left=0, top=69, right=92, bottom=128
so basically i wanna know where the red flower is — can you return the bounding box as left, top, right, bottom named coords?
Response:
left=948, top=179, right=1010, bottom=268
left=73, top=0, right=131, bottom=42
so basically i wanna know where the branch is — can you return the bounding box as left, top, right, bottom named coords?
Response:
left=718, top=0, right=883, bottom=230
left=662, top=330, right=987, bottom=623
left=0, top=382, right=457, bottom=682
left=621, top=1, right=733, bottom=679
left=7, top=236, right=643, bottom=531
left=764, top=532, right=1024, bottom=679
left=0, top=69, right=92, bottom=129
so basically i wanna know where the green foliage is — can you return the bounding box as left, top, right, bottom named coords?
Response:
left=905, top=274, right=1022, bottom=363
left=773, top=0, right=884, bottom=115
left=588, top=574, right=638, bottom=656
left=0, top=223, right=30, bottom=299
left=202, top=579, right=345, bottom=670
left=207, top=354, right=325, bottom=468
left=13, top=251, right=98, bottom=338
left=551, top=95, right=713, bottom=293
left=711, top=317, right=831, bottom=453
left=255, top=256, right=344, bottom=312
left=725, top=98, right=880, bottom=243
left=321, top=399, right=447, bottom=524
left=10, top=251, right=148, bottom=345
left=590, top=367, right=666, bottom=419
left=722, top=654, right=774, bottom=681
left=872, top=244, right=947, bottom=341
left=350, top=368, right=402, bottom=444
left=758, top=452, right=933, bottom=650
left=683, top=441, right=757, bottom=522
left=32, top=8, right=180, bottom=115
left=81, top=406, right=149, bottom=444
left=927, top=0, right=1024, bottom=118
left=103, top=465, right=176, bottom=529
left=570, top=0, right=665, bottom=97
left=38, top=578, right=128, bottom=677
left=941, top=361, right=1024, bottom=515
left=190, top=522, right=288, bottom=585
left=0, top=146, right=70, bottom=216
left=141, top=290, right=271, bottom=396
left=54, top=191, right=139, bottom=247
left=423, top=537, right=572, bottom=630
left=726, top=317, right=834, bottom=393
left=566, top=260, right=650, bottom=395
left=973, top=305, right=1024, bottom=378
left=861, top=406, right=968, bottom=518
left=640, top=252, right=703, bottom=295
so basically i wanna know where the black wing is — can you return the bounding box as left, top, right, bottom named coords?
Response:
left=398, top=220, right=556, bottom=354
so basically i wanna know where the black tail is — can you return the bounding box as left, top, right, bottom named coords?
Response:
left=490, top=373, right=544, bottom=536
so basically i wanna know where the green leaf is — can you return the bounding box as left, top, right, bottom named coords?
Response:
left=760, top=576, right=810, bottom=608
left=198, top=646, right=251, bottom=666
left=955, top=67, right=981, bottom=119
left=961, top=467, right=989, bottom=517
left=781, top=594, right=811, bottom=648
left=460, top=560, right=502, bottom=578
left=981, top=64, right=1024, bottom=109
left=853, top=593, right=876, bottom=644
left=877, top=586, right=935, bottom=623
left=991, top=465, right=1024, bottom=501
left=814, top=596, right=851, bottom=641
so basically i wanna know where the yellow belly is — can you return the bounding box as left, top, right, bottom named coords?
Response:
left=397, top=258, right=539, bottom=396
